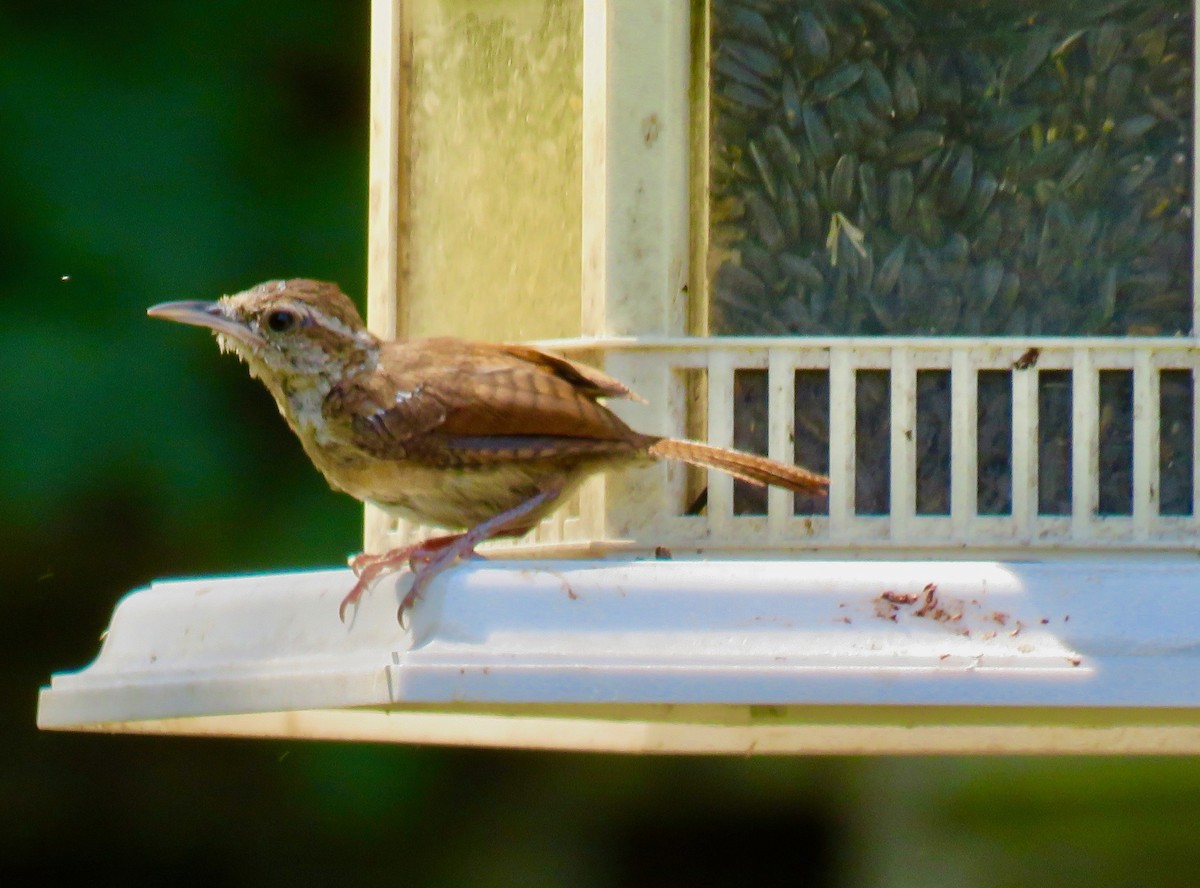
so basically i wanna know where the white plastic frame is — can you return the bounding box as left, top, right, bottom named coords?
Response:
left=36, top=560, right=1200, bottom=753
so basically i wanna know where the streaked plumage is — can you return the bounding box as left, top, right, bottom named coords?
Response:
left=149, top=279, right=829, bottom=620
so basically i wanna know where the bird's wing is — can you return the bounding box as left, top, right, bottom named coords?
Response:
left=493, top=343, right=641, bottom=401
left=323, top=338, right=650, bottom=464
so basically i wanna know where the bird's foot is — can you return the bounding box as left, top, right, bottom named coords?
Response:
left=340, top=534, right=465, bottom=622
left=396, top=536, right=494, bottom=624
left=392, top=485, right=561, bottom=623
left=343, top=485, right=564, bottom=625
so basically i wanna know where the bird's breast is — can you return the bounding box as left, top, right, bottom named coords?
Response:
left=359, top=461, right=584, bottom=531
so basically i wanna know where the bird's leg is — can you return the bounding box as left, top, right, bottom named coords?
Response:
left=340, top=534, right=464, bottom=622
left=339, top=484, right=563, bottom=624
left=397, top=484, right=564, bottom=622
left=347, top=537, right=463, bottom=578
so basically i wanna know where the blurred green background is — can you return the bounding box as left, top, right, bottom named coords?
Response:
left=4, top=2, right=1200, bottom=885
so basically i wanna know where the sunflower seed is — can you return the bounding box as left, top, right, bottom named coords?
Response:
left=801, top=103, right=837, bottom=168
left=813, top=61, right=865, bottom=101
left=886, top=168, right=915, bottom=229
left=795, top=11, right=832, bottom=74
left=830, top=153, right=859, bottom=213
left=890, top=128, right=944, bottom=164
left=940, top=147, right=974, bottom=215
left=892, top=65, right=920, bottom=120
left=861, top=60, right=895, bottom=118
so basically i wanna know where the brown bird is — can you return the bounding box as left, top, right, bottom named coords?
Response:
left=148, top=280, right=829, bottom=621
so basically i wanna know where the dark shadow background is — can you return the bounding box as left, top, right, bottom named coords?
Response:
left=3, top=2, right=1200, bottom=885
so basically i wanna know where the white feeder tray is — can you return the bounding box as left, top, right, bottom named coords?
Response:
left=38, top=559, right=1200, bottom=753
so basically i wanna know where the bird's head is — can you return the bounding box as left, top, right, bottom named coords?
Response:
left=148, top=279, right=380, bottom=390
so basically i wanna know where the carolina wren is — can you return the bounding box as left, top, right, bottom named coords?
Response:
left=149, top=279, right=829, bottom=621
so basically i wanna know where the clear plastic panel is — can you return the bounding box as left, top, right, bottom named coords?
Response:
left=709, top=0, right=1193, bottom=337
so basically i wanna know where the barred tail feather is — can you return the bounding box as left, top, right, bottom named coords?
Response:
left=648, top=438, right=829, bottom=496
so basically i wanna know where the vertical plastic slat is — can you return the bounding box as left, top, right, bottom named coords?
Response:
left=1194, top=11, right=1200, bottom=339
left=707, top=351, right=737, bottom=535
left=890, top=348, right=917, bottom=538
left=363, top=0, right=407, bottom=556
left=582, top=0, right=691, bottom=338
left=1194, top=366, right=1200, bottom=524
left=1132, top=351, right=1158, bottom=539
left=665, top=360, right=691, bottom=518
left=366, top=0, right=404, bottom=341
left=1072, top=349, right=1098, bottom=539
left=653, top=352, right=679, bottom=532
left=767, top=349, right=795, bottom=538
left=1011, top=366, right=1038, bottom=540
left=828, top=349, right=855, bottom=538
left=649, top=351, right=682, bottom=528
left=951, top=349, right=976, bottom=540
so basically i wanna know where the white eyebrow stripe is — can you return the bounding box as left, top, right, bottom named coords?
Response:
left=309, top=308, right=378, bottom=350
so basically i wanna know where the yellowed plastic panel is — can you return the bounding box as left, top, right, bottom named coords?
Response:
left=40, top=708, right=1200, bottom=755
left=400, top=0, right=583, bottom=341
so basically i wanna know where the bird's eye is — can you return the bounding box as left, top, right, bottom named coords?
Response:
left=265, top=309, right=297, bottom=333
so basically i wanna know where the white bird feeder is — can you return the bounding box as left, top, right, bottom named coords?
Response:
left=40, top=0, right=1200, bottom=753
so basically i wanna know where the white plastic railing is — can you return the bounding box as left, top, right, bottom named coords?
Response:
left=378, top=337, right=1198, bottom=555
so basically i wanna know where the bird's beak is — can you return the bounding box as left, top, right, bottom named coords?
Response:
left=147, top=300, right=266, bottom=348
